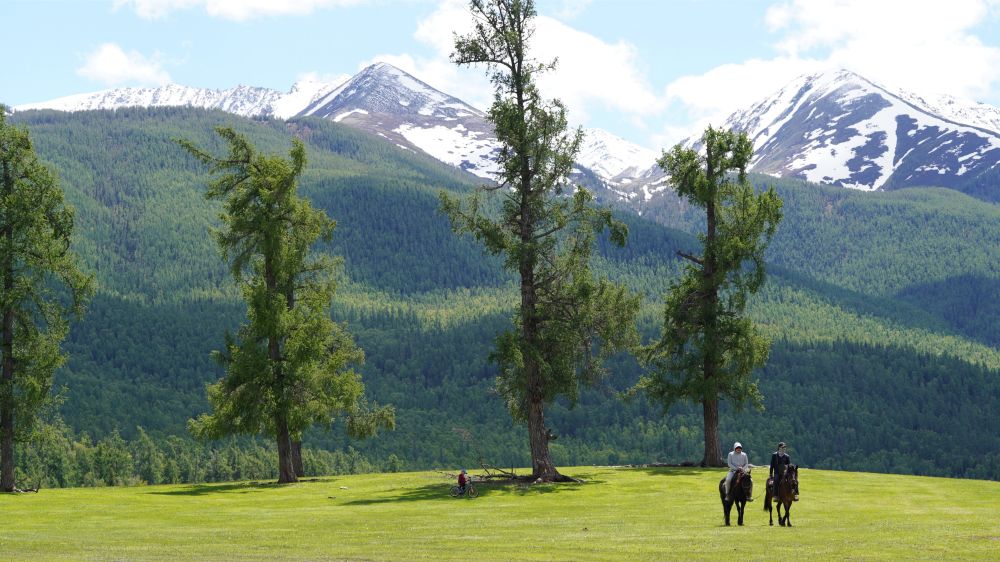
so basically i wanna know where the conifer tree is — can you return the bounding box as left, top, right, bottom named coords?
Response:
left=181, top=128, right=393, bottom=483
left=637, top=126, right=782, bottom=466
left=0, top=107, right=93, bottom=492
left=441, top=0, right=640, bottom=481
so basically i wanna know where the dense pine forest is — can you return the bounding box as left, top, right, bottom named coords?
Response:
left=8, top=107, right=999, bottom=485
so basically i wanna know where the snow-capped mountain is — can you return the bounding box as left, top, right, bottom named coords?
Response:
left=299, top=62, right=500, bottom=179
left=14, top=63, right=660, bottom=192
left=12, top=64, right=657, bottom=196
left=719, top=69, right=1000, bottom=192
left=297, top=63, right=661, bottom=185
left=894, top=90, right=1000, bottom=135
left=15, top=79, right=343, bottom=120
left=577, top=128, right=658, bottom=182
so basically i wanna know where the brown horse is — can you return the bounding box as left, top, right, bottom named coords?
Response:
left=719, top=468, right=753, bottom=526
left=764, top=464, right=799, bottom=526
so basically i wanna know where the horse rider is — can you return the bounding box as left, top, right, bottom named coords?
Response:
left=769, top=441, right=791, bottom=497
left=724, top=441, right=752, bottom=502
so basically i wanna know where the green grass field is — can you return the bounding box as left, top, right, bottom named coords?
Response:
left=2, top=467, right=998, bottom=560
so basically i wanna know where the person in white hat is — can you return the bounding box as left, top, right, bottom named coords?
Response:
left=724, top=442, right=751, bottom=501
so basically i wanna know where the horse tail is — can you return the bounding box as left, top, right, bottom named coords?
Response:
left=763, top=488, right=771, bottom=512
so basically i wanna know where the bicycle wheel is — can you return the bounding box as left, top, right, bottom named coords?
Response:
left=450, top=486, right=461, bottom=497
left=467, top=485, right=479, bottom=498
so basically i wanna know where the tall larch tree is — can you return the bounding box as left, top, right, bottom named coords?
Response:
left=441, top=0, right=640, bottom=482
left=637, top=126, right=783, bottom=467
left=0, top=107, right=93, bottom=492
left=181, top=128, right=393, bottom=484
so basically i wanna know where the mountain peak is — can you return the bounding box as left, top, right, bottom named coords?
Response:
left=298, top=62, right=480, bottom=121
left=578, top=128, right=657, bottom=181
left=14, top=82, right=284, bottom=116
left=723, top=68, right=1000, bottom=193
left=366, top=61, right=402, bottom=75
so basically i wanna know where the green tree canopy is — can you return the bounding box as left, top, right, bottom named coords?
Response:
left=637, top=126, right=783, bottom=467
left=0, top=107, right=93, bottom=492
left=441, top=0, right=640, bottom=481
left=181, top=127, right=392, bottom=483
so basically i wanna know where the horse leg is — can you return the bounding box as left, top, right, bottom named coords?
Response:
left=737, top=501, right=745, bottom=526
left=785, top=501, right=792, bottom=527
left=777, top=500, right=785, bottom=526
left=721, top=482, right=730, bottom=526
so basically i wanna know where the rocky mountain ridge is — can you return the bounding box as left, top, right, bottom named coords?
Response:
left=15, top=65, right=1000, bottom=202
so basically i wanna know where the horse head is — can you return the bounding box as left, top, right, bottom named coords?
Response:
left=786, top=465, right=799, bottom=501
left=739, top=468, right=754, bottom=498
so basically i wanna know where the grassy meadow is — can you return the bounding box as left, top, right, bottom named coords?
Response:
left=2, top=466, right=998, bottom=560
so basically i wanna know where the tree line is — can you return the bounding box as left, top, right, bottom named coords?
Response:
left=14, top=421, right=387, bottom=489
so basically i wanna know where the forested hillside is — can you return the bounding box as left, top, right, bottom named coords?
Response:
left=11, top=108, right=1000, bottom=481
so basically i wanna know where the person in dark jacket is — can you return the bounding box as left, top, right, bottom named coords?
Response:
left=769, top=442, right=791, bottom=497
left=457, top=469, right=468, bottom=494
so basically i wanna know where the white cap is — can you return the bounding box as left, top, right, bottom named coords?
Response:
left=734, top=442, right=743, bottom=449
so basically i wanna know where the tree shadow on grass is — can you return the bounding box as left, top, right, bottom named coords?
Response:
left=150, top=478, right=328, bottom=497
left=340, top=478, right=602, bottom=506
left=629, top=466, right=717, bottom=478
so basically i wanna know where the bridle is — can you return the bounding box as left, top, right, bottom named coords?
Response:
left=784, top=466, right=799, bottom=500
left=735, top=467, right=752, bottom=495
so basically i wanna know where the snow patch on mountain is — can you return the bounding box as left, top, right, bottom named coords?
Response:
left=271, top=76, right=348, bottom=119
left=722, top=69, right=1000, bottom=192
left=15, top=78, right=346, bottom=120
left=578, top=128, right=658, bottom=181
left=896, top=91, right=1000, bottom=134
left=334, top=108, right=369, bottom=123
left=16, top=84, right=278, bottom=116
left=395, top=123, right=499, bottom=179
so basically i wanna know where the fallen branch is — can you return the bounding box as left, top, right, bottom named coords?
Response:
left=478, top=462, right=517, bottom=480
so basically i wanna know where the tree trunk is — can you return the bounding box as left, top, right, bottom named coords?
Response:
left=292, top=440, right=304, bottom=477
left=527, top=389, right=558, bottom=481
left=265, top=259, right=296, bottom=484
left=275, top=416, right=297, bottom=484
left=520, top=200, right=559, bottom=481
left=701, top=396, right=723, bottom=467
left=700, top=161, right=723, bottom=469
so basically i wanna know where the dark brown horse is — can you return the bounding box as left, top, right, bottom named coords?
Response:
left=764, top=464, right=799, bottom=526
left=719, top=468, right=753, bottom=526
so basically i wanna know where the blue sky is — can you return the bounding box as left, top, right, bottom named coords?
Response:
left=4, top=0, right=1000, bottom=149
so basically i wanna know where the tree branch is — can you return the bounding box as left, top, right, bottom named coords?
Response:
left=677, top=251, right=704, bottom=266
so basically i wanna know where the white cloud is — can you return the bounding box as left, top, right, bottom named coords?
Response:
left=764, top=0, right=1000, bottom=99
left=76, top=43, right=172, bottom=86
left=114, top=0, right=365, bottom=21
left=552, top=0, right=593, bottom=20
left=657, top=57, right=823, bottom=146
left=372, top=0, right=663, bottom=126
left=655, top=0, right=1000, bottom=148
left=532, top=16, right=664, bottom=125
